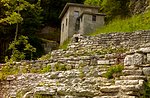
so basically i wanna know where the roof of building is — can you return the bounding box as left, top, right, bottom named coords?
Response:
left=59, top=3, right=100, bottom=19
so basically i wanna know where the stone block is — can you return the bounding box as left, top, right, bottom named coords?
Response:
left=143, top=67, right=150, bottom=75
left=100, top=86, right=120, bottom=93
left=124, top=53, right=144, bottom=66
left=122, top=70, right=143, bottom=75
left=115, top=80, right=139, bottom=85
left=139, top=47, right=150, bottom=53
left=97, top=60, right=110, bottom=65
left=147, top=53, right=150, bottom=63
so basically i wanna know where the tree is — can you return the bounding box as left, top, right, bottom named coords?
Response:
left=0, top=0, right=41, bottom=62
left=101, top=0, right=130, bottom=19
left=84, top=0, right=102, bottom=6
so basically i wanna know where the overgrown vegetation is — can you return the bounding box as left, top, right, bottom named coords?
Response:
left=143, top=82, right=150, bottom=98
left=38, top=53, right=51, bottom=60
left=59, top=38, right=71, bottom=50
left=89, top=11, right=150, bottom=36
left=104, top=64, right=124, bottom=79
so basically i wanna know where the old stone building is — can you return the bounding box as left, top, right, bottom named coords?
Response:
left=59, top=3, right=105, bottom=44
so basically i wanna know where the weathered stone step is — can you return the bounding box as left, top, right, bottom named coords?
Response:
left=120, top=85, right=144, bottom=92
left=120, top=75, right=146, bottom=80
left=93, top=96, right=119, bottom=98
left=124, top=66, right=139, bottom=70
left=122, top=70, right=143, bottom=75
left=115, top=80, right=143, bottom=85
left=121, top=95, right=138, bottom=98
left=100, top=86, right=120, bottom=93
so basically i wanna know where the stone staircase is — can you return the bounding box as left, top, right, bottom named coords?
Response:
left=1, top=31, right=150, bottom=97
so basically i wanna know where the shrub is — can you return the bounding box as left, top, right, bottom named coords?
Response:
left=104, top=64, right=124, bottom=79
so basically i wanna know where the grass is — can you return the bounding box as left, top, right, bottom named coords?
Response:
left=59, top=38, right=71, bottom=50
left=38, top=53, right=51, bottom=60
left=104, top=64, right=124, bottom=79
left=89, top=11, right=150, bottom=36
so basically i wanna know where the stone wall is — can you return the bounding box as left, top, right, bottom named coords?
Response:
left=1, top=30, right=150, bottom=98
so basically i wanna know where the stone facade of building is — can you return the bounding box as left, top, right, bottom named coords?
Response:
left=59, top=3, right=105, bottom=44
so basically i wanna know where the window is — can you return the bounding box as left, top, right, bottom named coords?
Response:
left=92, top=15, right=96, bottom=21
left=62, top=23, right=64, bottom=32
left=66, top=18, right=68, bottom=26
left=74, top=11, right=79, bottom=18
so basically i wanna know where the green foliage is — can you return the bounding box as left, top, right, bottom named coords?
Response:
left=0, top=64, right=19, bottom=80
left=38, top=53, right=51, bottom=60
left=84, top=0, right=102, bottom=6
left=101, top=0, right=130, bottom=19
left=90, top=11, right=150, bottom=36
left=59, top=38, right=71, bottom=50
left=54, top=63, right=67, bottom=71
left=40, top=64, right=51, bottom=73
left=104, top=64, right=124, bottom=79
left=6, top=35, right=36, bottom=62
left=143, top=82, right=150, bottom=98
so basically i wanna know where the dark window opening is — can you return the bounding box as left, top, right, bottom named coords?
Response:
left=74, top=11, right=79, bottom=18
left=92, top=15, right=96, bottom=21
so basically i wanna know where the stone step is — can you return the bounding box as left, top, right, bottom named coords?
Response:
left=94, top=96, right=119, bottom=98
left=121, top=95, right=138, bottom=98
left=120, top=75, right=146, bottom=80
left=122, top=70, right=143, bottom=75
left=115, top=80, right=143, bottom=85
left=122, top=91, right=140, bottom=97
left=124, top=66, right=139, bottom=70
left=100, top=85, right=120, bottom=93
left=120, top=85, right=144, bottom=92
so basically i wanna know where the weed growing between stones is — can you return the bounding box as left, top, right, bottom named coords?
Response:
left=104, top=64, right=124, bottom=79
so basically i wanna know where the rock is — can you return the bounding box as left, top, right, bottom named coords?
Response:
left=124, top=53, right=144, bottom=66
left=115, top=80, right=139, bottom=85
left=97, top=60, right=110, bottom=65
left=100, top=86, right=120, bottom=93
left=139, top=47, right=150, bottom=53
left=122, top=70, right=143, bottom=75
left=147, top=53, right=150, bottom=63
left=7, top=75, right=16, bottom=81
left=143, top=67, right=150, bottom=75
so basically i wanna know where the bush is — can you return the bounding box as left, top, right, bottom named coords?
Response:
left=104, top=64, right=124, bottom=79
